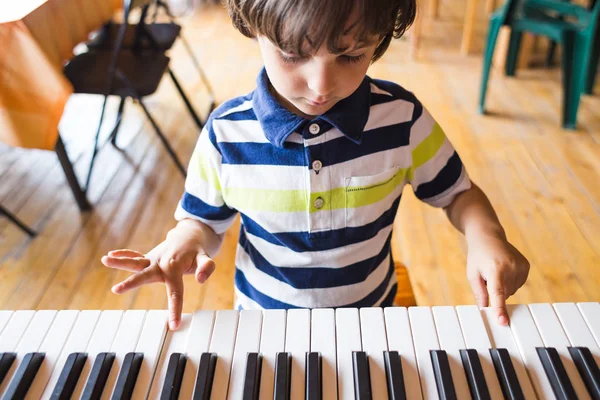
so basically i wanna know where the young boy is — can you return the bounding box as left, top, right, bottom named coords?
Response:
left=102, top=0, right=530, bottom=331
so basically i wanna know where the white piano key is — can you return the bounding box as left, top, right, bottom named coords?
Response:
left=71, top=310, right=123, bottom=399
left=286, top=309, right=311, bottom=400
left=208, top=310, right=240, bottom=400
left=528, top=303, right=591, bottom=400
left=311, top=308, right=337, bottom=400
left=384, top=307, right=422, bottom=400
left=228, top=310, right=263, bottom=400
left=179, top=310, right=216, bottom=399
left=0, top=311, right=13, bottom=337
left=336, top=308, right=362, bottom=400
left=131, top=310, right=168, bottom=399
left=258, top=309, right=286, bottom=400
left=408, top=306, right=440, bottom=400
left=101, top=310, right=146, bottom=400
left=480, top=308, right=537, bottom=400
left=26, top=310, right=79, bottom=399
left=146, top=313, right=191, bottom=399
left=578, top=303, right=600, bottom=347
left=39, top=310, right=100, bottom=400
left=0, top=311, right=35, bottom=353
left=431, top=306, right=471, bottom=399
left=456, top=306, right=504, bottom=400
left=360, top=307, right=389, bottom=400
left=0, top=310, right=56, bottom=396
left=554, top=303, right=600, bottom=360
left=506, top=304, right=555, bottom=399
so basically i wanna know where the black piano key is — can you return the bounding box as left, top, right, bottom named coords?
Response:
left=110, top=352, right=143, bottom=400
left=568, top=347, right=600, bottom=400
left=160, top=352, right=187, bottom=400
left=82, top=352, right=116, bottom=400
left=460, top=349, right=491, bottom=400
left=383, top=351, right=406, bottom=400
left=352, top=351, right=372, bottom=400
left=2, top=352, right=45, bottom=400
left=306, top=352, right=322, bottom=400
left=192, top=352, right=217, bottom=400
left=274, top=352, right=291, bottom=400
left=490, top=348, right=525, bottom=400
left=242, top=352, right=262, bottom=400
left=51, top=352, right=88, bottom=400
left=0, top=352, right=16, bottom=387
left=430, top=350, right=457, bottom=400
left=536, top=347, right=578, bottom=400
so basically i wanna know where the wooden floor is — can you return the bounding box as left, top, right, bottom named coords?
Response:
left=1, top=2, right=599, bottom=312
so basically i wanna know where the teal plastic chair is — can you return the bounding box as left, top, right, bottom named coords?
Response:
left=479, top=0, right=600, bottom=129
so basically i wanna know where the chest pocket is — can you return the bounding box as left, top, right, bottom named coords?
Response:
left=344, top=166, right=406, bottom=229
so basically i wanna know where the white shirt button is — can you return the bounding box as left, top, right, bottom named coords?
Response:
left=309, top=123, right=320, bottom=135
left=314, top=197, right=324, bottom=209
left=312, top=160, right=322, bottom=171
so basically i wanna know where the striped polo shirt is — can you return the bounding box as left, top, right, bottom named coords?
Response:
left=175, top=68, right=471, bottom=310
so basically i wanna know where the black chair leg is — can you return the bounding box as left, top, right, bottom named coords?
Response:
left=55, top=135, right=92, bottom=211
left=168, top=67, right=205, bottom=130
left=546, top=41, right=558, bottom=67
left=136, top=97, right=187, bottom=177
left=85, top=96, right=110, bottom=191
left=0, top=204, right=36, bottom=237
left=110, top=97, right=127, bottom=148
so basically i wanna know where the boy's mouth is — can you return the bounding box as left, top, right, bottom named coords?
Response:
left=305, top=98, right=332, bottom=107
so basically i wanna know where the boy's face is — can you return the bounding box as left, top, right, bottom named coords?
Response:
left=257, top=32, right=378, bottom=119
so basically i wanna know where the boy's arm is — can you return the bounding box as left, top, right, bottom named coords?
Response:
left=443, top=183, right=530, bottom=325
left=444, top=183, right=505, bottom=243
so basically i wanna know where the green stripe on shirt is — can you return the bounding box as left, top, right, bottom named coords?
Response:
left=409, top=122, right=446, bottom=181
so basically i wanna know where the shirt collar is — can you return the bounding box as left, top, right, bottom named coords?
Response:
left=252, top=67, right=372, bottom=148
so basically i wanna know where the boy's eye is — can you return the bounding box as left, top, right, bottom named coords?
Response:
left=279, top=53, right=306, bottom=64
left=340, top=54, right=366, bottom=64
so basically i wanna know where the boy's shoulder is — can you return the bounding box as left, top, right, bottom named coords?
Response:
left=367, top=77, right=424, bottom=122
left=206, top=91, right=256, bottom=127
left=368, top=78, right=421, bottom=107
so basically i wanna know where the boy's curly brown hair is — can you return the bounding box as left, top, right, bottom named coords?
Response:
left=225, top=0, right=417, bottom=62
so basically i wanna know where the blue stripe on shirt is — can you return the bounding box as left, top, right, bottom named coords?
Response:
left=239, top=229, right=393, bottom=288
left=415, top=151, right=463, bottom=201
left=219, top=142, right=306, bottom=166
left=343, top=258, right=396, bottom=308
left=234, top=256, right=396, bottom=309
left=181, top=192, right=237, bottom=220
left=240, top=195, right=401, bottom=252
left=307, top=123, right=411, bottom=170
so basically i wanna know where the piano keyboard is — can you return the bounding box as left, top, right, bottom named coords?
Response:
left=0, top=303, right=598, bottom=400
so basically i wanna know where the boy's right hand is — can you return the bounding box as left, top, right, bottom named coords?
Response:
left=101, top=220, right=216, bottom=331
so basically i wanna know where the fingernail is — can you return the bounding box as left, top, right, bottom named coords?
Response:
left=498, top=315, right=508, bottom=325
left=169, top=320, right=178, bottom=330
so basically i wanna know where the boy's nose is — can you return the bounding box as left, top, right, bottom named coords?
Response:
left=307, top=65, right=336, bottom=98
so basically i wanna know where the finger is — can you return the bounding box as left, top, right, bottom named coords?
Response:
left=195, top=255, right=216, bottom=283
left=468, top=273, right=489, bottom=308
left=108, top=249, right=145, bottom=258
left=111, top=266, right=162, bottom=294
left=487, top=275, right=509, bottom=325
left=165, top=276, right=184, bottom=331
left=102, top=256, right=151, bottom=272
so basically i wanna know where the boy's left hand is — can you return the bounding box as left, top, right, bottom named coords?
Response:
left=466, top=233, right=530, bottom=325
